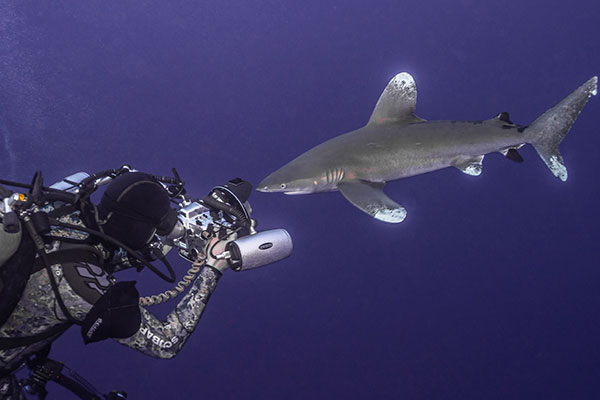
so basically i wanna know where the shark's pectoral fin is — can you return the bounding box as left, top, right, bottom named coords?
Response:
left=454, top=155, right=485, bottom=176
left=337, top=180, right=406, bottom=223
left=367, top=72, right=425, bottom=126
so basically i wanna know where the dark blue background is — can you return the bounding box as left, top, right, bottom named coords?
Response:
left=1, top=0, right=599, bottom=398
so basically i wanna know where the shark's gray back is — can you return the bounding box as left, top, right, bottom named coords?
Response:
left=290, top=118, right=525, bottom=182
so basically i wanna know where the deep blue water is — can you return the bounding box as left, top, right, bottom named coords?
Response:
left=1, top=0, right=599, bottom=398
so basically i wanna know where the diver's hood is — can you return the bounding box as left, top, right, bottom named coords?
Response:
left=98, top=172, right=178, bottom=250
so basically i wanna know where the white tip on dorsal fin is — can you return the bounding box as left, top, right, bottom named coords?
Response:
left=368, top=72, right=425, bottom=126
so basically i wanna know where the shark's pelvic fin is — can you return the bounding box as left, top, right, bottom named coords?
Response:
left=454, top=155, right=485, bottom=176
left=368, top=72, right=425, bottom=126
left=337, top=180, right=406, bottom=223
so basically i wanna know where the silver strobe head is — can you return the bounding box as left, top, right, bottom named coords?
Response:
left=226, top=229, right=292, bottom=271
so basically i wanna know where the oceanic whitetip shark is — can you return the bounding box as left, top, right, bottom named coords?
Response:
left=258, top=73, right=597, bottom=223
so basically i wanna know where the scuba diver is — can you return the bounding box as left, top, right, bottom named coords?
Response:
left=0, top=166, right=292, bottom=399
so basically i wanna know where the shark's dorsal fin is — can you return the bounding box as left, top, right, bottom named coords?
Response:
left=368, top=72, right=425, bottom=126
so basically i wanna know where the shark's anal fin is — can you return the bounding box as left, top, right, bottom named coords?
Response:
left=368, top=72, right=425, bottom=126
left=505, top=148, right=524, bottom=163
left=499, top=145, right=525, bottom=163
left=454, top=155, right=485, bottom=176
left=337, top=180, right=406, bottom=223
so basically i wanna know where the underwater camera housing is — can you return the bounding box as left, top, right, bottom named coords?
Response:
left=172, top=178, right=292, bottom=271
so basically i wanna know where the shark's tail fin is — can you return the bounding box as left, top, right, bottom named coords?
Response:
left=525, top=76, right=597, bottom=181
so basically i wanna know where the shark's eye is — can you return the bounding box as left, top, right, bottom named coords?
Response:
left=280, top=184, right=287, bottom=189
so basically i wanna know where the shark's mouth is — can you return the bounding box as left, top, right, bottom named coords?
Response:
left=283, top=190, right=313, bottom=195
left=257, top=187, right=311, bottom=195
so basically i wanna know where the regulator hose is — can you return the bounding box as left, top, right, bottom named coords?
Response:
left=201, top=195, right=250, bottom=230
left=49, top=219, right=176, bottom=283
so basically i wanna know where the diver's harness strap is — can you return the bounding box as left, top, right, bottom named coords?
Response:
left=0, top=323, right=69, bottom=351
left=31, top=245, right=104, bottom=274
left=0, top=225, right=71, bottom=351
left=24, top=215, right=79, bottom=326
left=52, top=218, right=176, bottom=283
left=27, top=227, right=143, bottom=345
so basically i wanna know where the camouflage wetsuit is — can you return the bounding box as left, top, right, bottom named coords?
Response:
left=0, top=212, right=221, bottom=399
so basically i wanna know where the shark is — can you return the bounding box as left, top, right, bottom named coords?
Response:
left=257, top=73, right=597, bottom=223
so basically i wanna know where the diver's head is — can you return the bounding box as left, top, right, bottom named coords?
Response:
left=98, top=172, right=178, bottom=250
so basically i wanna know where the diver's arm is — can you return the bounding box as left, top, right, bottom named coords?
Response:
left=114, top=236, right=231, bottom=359
left=115, top=265, right=221, bottom=359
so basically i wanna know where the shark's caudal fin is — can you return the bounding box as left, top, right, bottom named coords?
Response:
left=526, top=76, right=597, bottom=181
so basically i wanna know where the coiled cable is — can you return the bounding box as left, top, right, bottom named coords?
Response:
left=139, top=256, right=206, bottom=306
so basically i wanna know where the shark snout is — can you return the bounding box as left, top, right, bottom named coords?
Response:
left=256, top=176, right=281, bottom=193
left=258, top=165, right=319, bottom=194
left=257, top=175, right=299, bottom=193
left=256, top=183, right=286, bottom=193
left=256, top=177, right=271, bottom=192
left=256, top=185, right=270, bottom=192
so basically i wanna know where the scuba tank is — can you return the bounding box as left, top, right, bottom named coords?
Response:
left=0, top=184, right=34, bottom=329
left=0, top=172, right=96, bottom=329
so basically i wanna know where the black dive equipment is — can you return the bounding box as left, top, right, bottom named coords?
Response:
left=0, top=167, right=180, bottom=283
left=20, top=346, right=127, bottom=400
left=0, top=165, right=293, bottom=291
left=0, top=166, right=293, bottom=400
